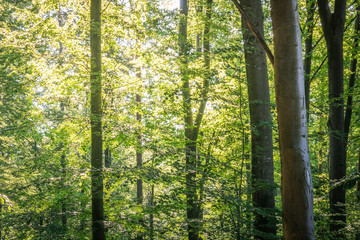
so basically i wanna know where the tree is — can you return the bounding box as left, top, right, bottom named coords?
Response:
left=240, top=0, right=276, bottom=239
left=317, top=0, right=347, bottom=236
left=344, top=4, right=360, bottom=145
left=270, top=0, right=315, bottom=239
left=136, top=65, right=143, bottom=240
left=90, top=0, right=105, bottom=239
left=178, top=0, right=213, bottom=238
left=304, top=0, right=316, bottom=122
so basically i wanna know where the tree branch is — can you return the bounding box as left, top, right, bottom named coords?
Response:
left=344, top=6, right=360, bottom=144
left=231, top=0, right=274, bottom=67
left=317, top=0, right=331, bottom=33
left=310, top=55, right=328, bottom=83
left=194, top=0, right=213, bottom=140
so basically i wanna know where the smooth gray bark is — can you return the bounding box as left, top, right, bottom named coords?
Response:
left=270, top=0, right=315, bottom=239
left=240, top=0, right=276, bottom=238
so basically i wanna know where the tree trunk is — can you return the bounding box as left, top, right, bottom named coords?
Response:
left=136, top=78, right=143, bottom=240
left=149, top=185, right=154, bottom=240
left=179, top=0, right=212, bottom=238
left=179, top=0, right=199, bottom=240
left=304, top=0, right=316, bottom=122
left=0, top=199, right=2, bottom=240
left=344, top=6, right=360, bottom=144
left=60, top=152, right=67, bottom=232
left=240, top=0, right=276, bottom=239
left=58, top=9, right=68, bottom=231
left=317, top=0, right=347, bottom=236
left=104, top=146, right=111, bottom=168
left=90, top=0, right=105, bottom=238
left=270, top=0, right=315, bottom=239
left=357, top=148, right=360, bottom=202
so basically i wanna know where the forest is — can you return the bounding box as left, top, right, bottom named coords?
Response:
left=1, top=0, right=360, bottom=239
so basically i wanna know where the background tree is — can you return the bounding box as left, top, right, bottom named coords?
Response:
left=90, top=0, right=105, bottom=239
left=317, top=0, right=347, bottom=236
left=240, top=0, right=276, bottom=239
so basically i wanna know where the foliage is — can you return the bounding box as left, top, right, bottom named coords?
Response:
left=0, top=0, right=359, bottom=239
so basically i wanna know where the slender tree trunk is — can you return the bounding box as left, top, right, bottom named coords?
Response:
left=270, top=0, right=315, bottom=239
left=58, top=9, right=68, bottom=232
left=344, top=6, right=360, bottom=144
left=241, top=0, right=276, bottom=239
left=79, top=187, right=86, bottom=232
left=179, top=0, right=197, bottom=239
left=104, top=146, right=111, bottom=168
left=60, top=152, right=67, bottom=232
left=90, top=0, right=105, bottom=239
left=136, top=75, right=143, bottom=240
left=136, top=98, right=143, bottom=206
left=357, top=148, right=360, bottom=202
left=0, top=199, right=2, bottom=240
left=149, top=185, right=154, bottom=240
left=317, top=0, right=347, bottom=236
left=304, top=0, right=316, bottom=122
left=179, top=0, right=212, bottom=238
left=356, top=150, right=359, bottom=240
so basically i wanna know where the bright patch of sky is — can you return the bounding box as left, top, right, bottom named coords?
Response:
left=163, top=0, right=178, bottom=10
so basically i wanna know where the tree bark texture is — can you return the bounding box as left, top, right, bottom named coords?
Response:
left=317, top=0, right=347, bottom=235
left=90, top=0, right=105, bottom=239
left=270, top=0, right=315, bottom=239
left=240, top=0, right=276, bottom=239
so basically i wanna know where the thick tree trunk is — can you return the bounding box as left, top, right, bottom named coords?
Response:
left=90, top=0, right=105, bottom=239
left=304, top=0, right=316, bottom=122
left=240, top=0, right=276, bottom=239
left=270, top=0, right=315, bottom=239
left=317, top=0, right=347, bottom=236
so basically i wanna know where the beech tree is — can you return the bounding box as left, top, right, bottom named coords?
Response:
left=3, top=0, right=360, bottom=239
left=179, top=0, right=213, bottom=238
left=317, top=0, right=347, bottom=236
left=270, top=0, right=315, bottom=239
left=240, top=0, right=276, bottom=238
left=90, top=0, right=105, bottom=239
